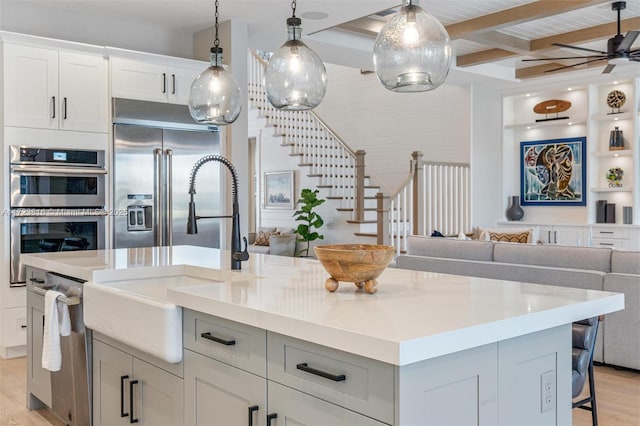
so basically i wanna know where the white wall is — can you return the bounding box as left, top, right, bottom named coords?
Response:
left=470, top=84, right=504, bottom=228
left=313, top=64, right=471, bottom=194
left=0, top=1, right=194, bottom=58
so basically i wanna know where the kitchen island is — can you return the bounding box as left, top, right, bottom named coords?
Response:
left=23, top=245, right=623, bottom=425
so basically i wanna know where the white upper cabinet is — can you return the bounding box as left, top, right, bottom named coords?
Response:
left=3, top=44, right=108, bottom=133
left=111, top=57, right=203, bottom=105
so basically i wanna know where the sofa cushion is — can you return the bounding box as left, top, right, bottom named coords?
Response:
left=493, top=243, right=612, bottom=273
left=254, top=230, right=277, bottom=246
left=488, top=231, right=530, bottom=243
left=603, top=273, right=640, bottom=369
left=479, top=227, right=534, bottom=243
left=406, top=236, right=494, bottom=261
left=610, top=250, right=640, bottom=275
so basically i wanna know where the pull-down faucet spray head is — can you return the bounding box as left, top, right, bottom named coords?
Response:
left=187, top=193, right=198, bottom=235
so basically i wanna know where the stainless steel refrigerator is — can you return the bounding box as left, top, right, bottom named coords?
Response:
left=113, top=98, right=221, bottom=249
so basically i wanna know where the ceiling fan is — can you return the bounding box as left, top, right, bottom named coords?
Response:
left=522, top=1, right=639, bottom=74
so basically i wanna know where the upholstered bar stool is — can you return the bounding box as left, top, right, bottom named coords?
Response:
left=572, top=317, right=599, bottom=426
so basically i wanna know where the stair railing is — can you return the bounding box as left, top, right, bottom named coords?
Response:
left=248, top=49, right=366, bottom=221
left=378, top=151, right=471, bottom=254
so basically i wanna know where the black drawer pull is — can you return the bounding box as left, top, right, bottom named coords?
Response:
left=267, top=413, right=278, bottom=426
left=30, top=277, right=45, bottom=284
left=21, top=324, right=27, bottom=329
left=201, top=332, right=236, bottom=346
left=120, top=375, right=129, bottom=417
left=296, top=363, right=346, bottom=382
left=598, top=231, right=614, bottom=234
left=248, top=405, right=259, bottom=426
left=129, top=380, right=139, bottom=423
left=599, top=243, right=615, bottom=246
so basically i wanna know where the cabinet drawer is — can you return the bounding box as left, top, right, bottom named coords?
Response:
left=3, top=307, right=27, bottom=347
left=591, top=227, right=629, bottom=239
left=592, top=238, right=631, bottom=250
left=268, top=381, right=388, bottom=426
left=183, top=309, right=266, bottom=377
left=267, top=332, right=394, bottom=424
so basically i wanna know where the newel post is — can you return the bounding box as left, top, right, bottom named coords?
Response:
left=411, top=151, right=424, bottom=236
left=376, top=192, right=390, bottom=246
left=355, top=150, right=366, bottom=222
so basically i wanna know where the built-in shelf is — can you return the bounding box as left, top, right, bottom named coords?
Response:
left=504, top=116, right=587, bottom=130
left=590, top=187, right=633, bottom=193
left=590, top=112, right=633, bottom=122
left=591, top=150, right=633, bottom=157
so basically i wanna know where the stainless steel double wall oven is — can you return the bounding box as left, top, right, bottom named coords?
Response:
left=9, top=146, right=107, bottom=286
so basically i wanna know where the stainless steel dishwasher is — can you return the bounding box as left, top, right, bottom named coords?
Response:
left=29, top=271, right=91, bottom=426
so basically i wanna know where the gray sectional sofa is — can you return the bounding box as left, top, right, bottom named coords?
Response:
left=396, top=236, right=640, bottom=370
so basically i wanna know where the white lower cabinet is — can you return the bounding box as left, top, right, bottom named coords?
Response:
left=93, top=338, right=183, bottom=425
left=538, top=225, right=586, bottom=246
left=26, top=289, right=51, bottom=409
left=184, top=349, right=266, bottom=425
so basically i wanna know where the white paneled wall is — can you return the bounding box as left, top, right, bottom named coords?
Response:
left=314, top=63, right=471, bottom=194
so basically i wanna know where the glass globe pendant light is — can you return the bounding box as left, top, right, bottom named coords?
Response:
left=188, top=0, right=242, bottom=125
left=263, top=0, right=327, bottom=110
left=373, top=0, right=452, bottom=93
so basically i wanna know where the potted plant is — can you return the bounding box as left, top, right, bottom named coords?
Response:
left=293, top=188, right=325, bottom=257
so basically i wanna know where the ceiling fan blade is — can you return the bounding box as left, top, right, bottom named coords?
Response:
left=602, top=64, right=616, bottom=74
left=544, top=57, right=607, bottom=73
left=522, top=55, right=606, bottom=61
left=617, top=31, right=640, bottom=52
left=551, top=43, right=607, bottom=54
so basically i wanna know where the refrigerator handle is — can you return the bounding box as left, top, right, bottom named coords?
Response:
left=165, top=149, right=173, bottom=246
left=154, top=148, right=163, bottom=246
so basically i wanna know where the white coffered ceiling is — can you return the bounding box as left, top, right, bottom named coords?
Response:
left=3, top=0, right=639, bottom=81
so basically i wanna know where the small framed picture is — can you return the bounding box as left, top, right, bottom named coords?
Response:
left=264, top=171, right=294, bottom=209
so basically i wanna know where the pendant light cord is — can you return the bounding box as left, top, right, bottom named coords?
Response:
left=214, top=0, right=220, bottom=49
left=291, top=0, right=298, bottom=41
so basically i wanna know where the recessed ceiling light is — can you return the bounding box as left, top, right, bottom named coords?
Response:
left=301, top=11, right=328, bottom=20
left=614, top=153, right=619, bottom=157
left=568, top=122, right=573, bottom=126
left=526, top=126, right=531, bottom=129
left=526, top=93, right=531, bottom=97
left=613, top=81, right=618, bottom=84
left=567, top=87, right=573, bottom=91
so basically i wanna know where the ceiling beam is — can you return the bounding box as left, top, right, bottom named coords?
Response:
left=516, top=60, right=606, bottom=79
left=457, top=48, right=518, bottom=67
left=531, top=17, right=640, bottom=51
left=446, top=0, right=610, bottom=39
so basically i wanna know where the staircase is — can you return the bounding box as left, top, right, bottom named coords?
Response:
left=247, top=50, right=379, bottom=241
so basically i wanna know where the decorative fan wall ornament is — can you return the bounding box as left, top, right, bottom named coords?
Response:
left=533, top=99, right=572, bottom=122
left=522, top=1, right=639, bottom=74
left=606, top=89, right=626, bottom=114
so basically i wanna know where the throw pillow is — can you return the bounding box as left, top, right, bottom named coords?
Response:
left=254, top=230, right=278, bottom=246
left=489, top=231, right=530, bottom=243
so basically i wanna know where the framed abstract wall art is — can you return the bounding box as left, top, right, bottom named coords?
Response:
left=264, top=170, right=294, bottom=209
left=520, top=136, right=586, bottom=206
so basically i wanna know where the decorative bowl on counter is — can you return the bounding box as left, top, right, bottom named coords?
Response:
left=313, top=244, right=395, bottom=294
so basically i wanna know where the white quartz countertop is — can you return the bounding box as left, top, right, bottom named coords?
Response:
left=22, top=245, right=624, bottom=366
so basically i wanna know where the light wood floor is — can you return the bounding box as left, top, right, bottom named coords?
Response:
left=1, top=356, right=638, bottom=425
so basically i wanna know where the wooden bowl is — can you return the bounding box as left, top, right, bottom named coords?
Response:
left=313, top=244, right=395, bottom=294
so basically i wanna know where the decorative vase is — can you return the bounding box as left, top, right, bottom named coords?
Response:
left=608, top=127, right=624, bottom=150
left=506, top=196, right=524, bottom=221
left=606, top=167, right=623, bottom=187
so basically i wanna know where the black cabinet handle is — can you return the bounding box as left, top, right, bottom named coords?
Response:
left=267, top=413, right=278, bottom=425
left=599, top=243, right=615, bottom=246
left=599, top=231, right=614, bottom=234
left=51, top=96, right=56, bottom=118
left=21, top=324, right=27, bottom=329
left=120, top=375, right=129, bottom=418
left=30, top=277, right=45, bottom=284
left=248, top=405, right=259, bottom=426
left=129, top=380, right=139, bottom=423
left=171, top=74, right=176, bottom=94
left=201, top=332, right=236, bottom=346
left=63, top=97, right=67, bottom=119
left=296, top=363, right=346, bottom=382
left=162, top=73, right=167, bottom=93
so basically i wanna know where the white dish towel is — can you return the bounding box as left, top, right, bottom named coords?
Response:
left=42, top=290, right=71, bottom=372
